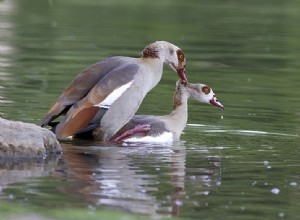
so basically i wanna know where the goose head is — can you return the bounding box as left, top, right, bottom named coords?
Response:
left=186, top=82, right=224, bottom=110
left=142, top=41, right=187, bottom=82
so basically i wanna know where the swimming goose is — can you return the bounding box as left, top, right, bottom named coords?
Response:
left=40, top=41, right=187, bottom=140
left=75, top=80, right=224, bottom=142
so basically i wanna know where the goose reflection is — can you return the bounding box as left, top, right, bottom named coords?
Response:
left=0, top=142, right=221, bottom=217
left=59, top=143, right=222, bottom=217
left=59, top=143, right=185, bottom=215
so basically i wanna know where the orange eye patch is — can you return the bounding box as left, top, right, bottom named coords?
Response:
left=177, top=50, right=185, bottom=62
left=202, top=86, right=211, bottom=94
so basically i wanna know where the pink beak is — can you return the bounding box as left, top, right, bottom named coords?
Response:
left=209, top=96, right=224, bottom=110
left=177, top=68, right=187, bottom=82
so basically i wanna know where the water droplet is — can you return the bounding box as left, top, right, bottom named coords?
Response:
left=190, top=175, right=196, bottom=180
left=271, top=188, right=280, bottom=194
left=202, top=191, right=209, bottom=195
left=87, top=204, right=96, bottom=211
left=175, top=199, right=183, bottom=206
left=263, top=160, right=269, bottom=166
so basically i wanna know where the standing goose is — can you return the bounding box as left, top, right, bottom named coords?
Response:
left=75, top=80, right=224, bottom=142
left=40, top=41, right=187, bottom=140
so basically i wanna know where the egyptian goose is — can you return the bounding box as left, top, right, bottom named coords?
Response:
left=75, top=80, right=224, bottom=142
left=40, top=41, right=187, bottom=140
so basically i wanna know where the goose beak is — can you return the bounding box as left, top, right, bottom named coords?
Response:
left=177, top=67, right=187, bottom=82
left=209, top=96, right=224, bottom=110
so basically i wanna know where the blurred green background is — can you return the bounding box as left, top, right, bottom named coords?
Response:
left=0, top=0, right=299, bottom=219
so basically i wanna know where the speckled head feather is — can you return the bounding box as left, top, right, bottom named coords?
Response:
left=142, top=41, right=184, bottom=63
left=142, top=43, right=160, bottom=58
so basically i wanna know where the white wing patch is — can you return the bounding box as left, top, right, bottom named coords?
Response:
left=94, top=80, right=134, bottom=108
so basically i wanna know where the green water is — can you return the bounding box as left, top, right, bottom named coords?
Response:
left=1, top=0, right=300, bottom=219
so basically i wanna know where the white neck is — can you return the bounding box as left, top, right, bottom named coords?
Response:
left=139, top=58, right=164, bottom=91
left=162, top=89, right=190, bottom=140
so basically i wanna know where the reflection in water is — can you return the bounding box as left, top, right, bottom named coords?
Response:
left=59, top=144, right=185, bottom=216
left=0, top=156, right=60, bottom=190
left=0, top=0, right=17, bottom=72
left=0, top=142, right=222, bottom=217
left=0, top=0, right=17, bottom=108
left=58, top=143, right=221, bottom=216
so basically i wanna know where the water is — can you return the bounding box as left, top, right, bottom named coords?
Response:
left=1, top=0, right=300, bottom=219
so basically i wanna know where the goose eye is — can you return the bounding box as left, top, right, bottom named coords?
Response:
left=177, top=50, right=185, bottom=62
left=202, top=86, right=211, bottom=94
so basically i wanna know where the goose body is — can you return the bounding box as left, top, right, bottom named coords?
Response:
left=40, top=41, right=187, bottom=140
left=76, top=80, right=224, bottom=142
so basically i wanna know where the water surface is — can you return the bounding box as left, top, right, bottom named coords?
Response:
left=0, top=0, right=300, bottom=219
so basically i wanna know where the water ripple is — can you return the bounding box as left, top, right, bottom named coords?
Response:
left=187, top=124, right=298, bottom=137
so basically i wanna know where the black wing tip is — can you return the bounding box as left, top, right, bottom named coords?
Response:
left=40, top=115, right=55, bottom=127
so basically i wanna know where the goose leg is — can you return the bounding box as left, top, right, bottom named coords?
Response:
left=112, top=124, right=151, bottom=142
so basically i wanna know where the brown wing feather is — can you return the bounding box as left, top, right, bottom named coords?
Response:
left=40, top=57, right=127, bottom=127
left=55, top=99, right=100, bottom=139
left=54, top=63, right=139, bottom=139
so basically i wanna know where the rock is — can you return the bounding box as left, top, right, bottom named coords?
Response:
left=6, top=214, right=55, bottom=220
left=0, top=118, right=61, bottom=159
